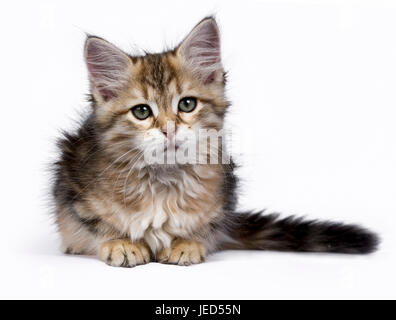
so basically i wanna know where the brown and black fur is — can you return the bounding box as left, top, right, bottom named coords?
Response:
left=52, top=17, right=378, bottom=267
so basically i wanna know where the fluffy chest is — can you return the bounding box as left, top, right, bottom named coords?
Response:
left=101, top=166, right=222, bottom=253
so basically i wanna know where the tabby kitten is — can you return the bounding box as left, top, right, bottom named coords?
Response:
left=53, top=17, right=378, bottom=267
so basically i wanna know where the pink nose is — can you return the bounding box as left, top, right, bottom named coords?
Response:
left=163, top=130, right=175, bottom=142
left=161, top=121, right=176, bottom=141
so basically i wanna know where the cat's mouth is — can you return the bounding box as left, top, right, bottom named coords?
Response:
left=143, top=140, right=199, bottom=166
left=163, top=144, right=180, bottom=152
left=163, top=138, right=184, bottom=152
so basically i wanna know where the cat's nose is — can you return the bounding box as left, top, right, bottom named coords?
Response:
left=161, top=122, right=175, bottom=140
left=162, top=129, right=175, bottom=141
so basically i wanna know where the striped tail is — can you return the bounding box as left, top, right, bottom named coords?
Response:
left=221, top=211, right=379, bottom=254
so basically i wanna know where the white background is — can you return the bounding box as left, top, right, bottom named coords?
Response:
left=0, top=0, right=395, bottom=299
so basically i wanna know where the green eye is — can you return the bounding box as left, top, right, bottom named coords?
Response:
left=178, top=97, right=197, bottom=113
left=131, top=104, right=152, bottom=120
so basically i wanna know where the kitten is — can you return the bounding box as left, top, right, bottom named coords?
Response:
left=53, top=17, right=378, bottom=267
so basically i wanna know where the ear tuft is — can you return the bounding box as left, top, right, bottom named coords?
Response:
left=84, top=37, right=131, bottom=101
left=177, top=17, right=223, bottom=84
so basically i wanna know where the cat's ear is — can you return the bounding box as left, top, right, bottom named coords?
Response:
left=176, top=17, right=223, bottom=84
left=84, top=36, right=132, bottom=102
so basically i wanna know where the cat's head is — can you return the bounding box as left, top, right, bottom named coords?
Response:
left=85, top=17, right=229, bottom=166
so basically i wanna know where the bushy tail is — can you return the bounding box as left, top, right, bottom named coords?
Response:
left=221, top=211, right=379, bottom=254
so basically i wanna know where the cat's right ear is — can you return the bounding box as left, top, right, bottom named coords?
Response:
left=84, top=36, right=132, bottom=102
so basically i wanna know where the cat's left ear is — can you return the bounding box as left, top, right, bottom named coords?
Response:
left=176, top=17, right=223, bottom=84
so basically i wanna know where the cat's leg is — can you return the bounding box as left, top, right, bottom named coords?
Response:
left=57, top=206, right=151, bottom=267
left=99, top=239, right=151, bottom=268
left=157, top=238, right=206, bottom=266
left=56, top=207, right=99, bottom=255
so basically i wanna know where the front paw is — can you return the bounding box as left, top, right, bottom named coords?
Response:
left=99, top=239, right=151, bottom=268
left=158, top=239, right=206, bottom=266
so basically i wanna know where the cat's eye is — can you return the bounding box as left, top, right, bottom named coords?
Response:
left=131, top=104, right=152, bottom=120
left=178, top=97, right=197, bottom=113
